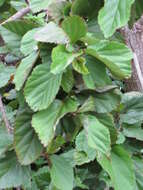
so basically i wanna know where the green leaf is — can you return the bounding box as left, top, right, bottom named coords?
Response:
left=62, top=15, right=87, bottom=43
left=75, top=130, right=96, bottom=163
left=86, top=40, right=133, bottom=79
left=0, top=124, right=13, bottom=155
left=94, top=90, right=121, bottom=113
left=120, top=92, right=143, bottom=124
left=14, top=110, right=43, bottom=165
left=51, top=45, right=82, bottom=74
left=35, top=22, right=69, bottom=44
left=14, top=51, right=38, bottom=91
left=50, top=155, right=74, bottom=190
left=72, top=57, right=89, bottom=75
left=123, top=123, right=143, bottom=141
left=61, top=68, right=74, bottom=93
left=82, top=115, right=111, bottom=155
left=96, top=113, right=118, bottom=144
left=98, top=0, right=135, bottom=38
left=30, top=0, right=51, bottom=13
left=77, top=96, right=95, bottom=113
left=24, top=64, right=62, bottom=111
left=0, top=64, right=15, bottom=88
left=20, top=28, right=39, bottom=56
left=0, top=151, right=31, bottom=188
left=32, top=98, right=78, bottom=146
left=83, top=56, right=112, bottom=89
left=98, top=145, right=136, bottom=190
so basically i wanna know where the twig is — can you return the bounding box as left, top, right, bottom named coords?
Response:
left=0, top=95, right=12, bottom=133
left=1, top=6, right=31, bottom=25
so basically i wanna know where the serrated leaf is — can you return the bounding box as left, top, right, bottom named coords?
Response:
left=32, top=98, right=78, bottom=146
left=98, top=145, right=136, bottom=190
left=14, top=51, right=38, bottom=91
left=14, top=110, right=43, bottom=165
left=35, top=22, right=69, bottom=44
left=98, top=0, right=135, bottom=38
left=82, top=115, right=111, bottom=155
left=0, top=64, right=15, bottom=88
left=24, top=64, right=62, bottom=111
left=50, top=155, right=74, bottom=190
left=0, top=151, right=31, bottom=188
left=96, top=113, right=118, bottom=144
left=20, top=28, right=39, bottom=56
left=51, top=45, right=82, bottom=74
left=86, top=40, right=133, bottom=79
left=62, top=15, right=87, bottom=43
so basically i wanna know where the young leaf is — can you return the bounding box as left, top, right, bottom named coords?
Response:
left=35, top=22, right=69, bottom=44
left=82, top=115, right=111, bottom=156
left=50, top=155, right=74, bottom=190
left=72, top=57, right=89, bottom=75
left=14, top=110, right=43, bottom=165
left=62, top=15, right=87, bottom=43
left=24, top=64, right=62, bottom=111
left=98, top=0, right=135, bottom=38
left=98, top=145, right=136, bottom=190
left=14, top=51, right=38, bottom=91
left=51, top=45, right=82, bottom=74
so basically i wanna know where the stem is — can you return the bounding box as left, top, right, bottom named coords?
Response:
left=0, top=95, right=12, bottom=133
left=1, top=7, right=31, bottom=25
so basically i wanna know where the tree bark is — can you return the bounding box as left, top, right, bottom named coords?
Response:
left=121, top=16, right=143, bottom=92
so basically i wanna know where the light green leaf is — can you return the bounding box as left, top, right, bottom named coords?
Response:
left=51, top=45, right=82, bottom=74
left=30, top=0, right=51, bottom=13
left=35, top=22, right=69, bottom=44
left=62, top=15, right=87, bottom=43
left=24, top=64, right=62, bottom=111
left=32, top=98, right=78, bottom=146
left=0, top=64, right=15, bottom=88
left=0, top=125, right=13, bottom=155
left=50, top=155, right=74, bottom=190
left=72, top=57, right=89, bottom=75
left=121, top=92, right=143, bottom=124
left=98, top=0, right=135, bottom=38
left=77, top=96, right=95, bottom=113
left=0, top=151, right=31, bottom=188
left=14, top=110, right=43, bottom=165
left=20, top=28, right=39, bottom=56
left=82, top=115, right=111, bottom=155
left=14, top=51, right=38, bottom=91
left=98, top=145, right=136, bottom=190
left=86, top=40, right=133, bottom=79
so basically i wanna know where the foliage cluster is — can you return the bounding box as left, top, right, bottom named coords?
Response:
left=0, top=0, right=143, bottom=190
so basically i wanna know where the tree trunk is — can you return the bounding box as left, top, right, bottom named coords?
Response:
left=121, top=16, right=143, bottom=92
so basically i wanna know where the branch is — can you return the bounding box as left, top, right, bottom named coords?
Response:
left=0, top=95, right=12, bottom=133
left=1, top=6, right=31, bottom=25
